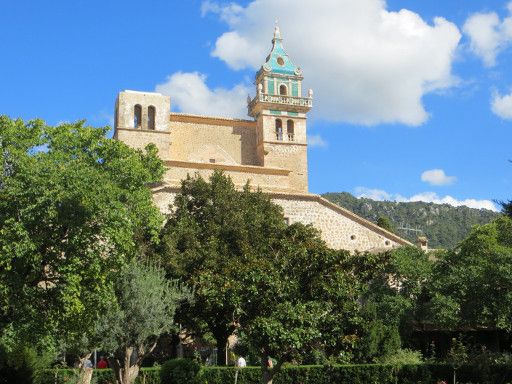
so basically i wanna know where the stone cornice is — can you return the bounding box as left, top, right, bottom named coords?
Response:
left=115, top=127, right=170, bottom=134
left=170, top=113, right=256, bottom=127
left=164, top=160, right=291, bottom=176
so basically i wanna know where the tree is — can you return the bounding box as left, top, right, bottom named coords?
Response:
left=427, top=216, right=512, bottom=333
left=238, top=223, right=361, bottom=384
left=501, top=200, right=512, bottom=218
left=499, top=160, right=512, bottom=218
left=377, top=216, right=395, bottom=233
left=446, top=337, right=468, bottom=384
left=98, top=260, right=191, bottom=384
left=157, top=171, right=286, bottom=365
left=0, top=117, right=164, bottom=382
left=345, top=246, right=431, bottom=362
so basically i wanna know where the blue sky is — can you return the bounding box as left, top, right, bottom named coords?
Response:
left=1, top=0, right=511, bottom=211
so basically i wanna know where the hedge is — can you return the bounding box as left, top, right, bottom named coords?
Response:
left=38, top=363, right=512, bottom=384
left=39, top=367, right=159, bottom=384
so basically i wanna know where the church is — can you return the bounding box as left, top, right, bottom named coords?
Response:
left=113, top=26, right=411, bottom=252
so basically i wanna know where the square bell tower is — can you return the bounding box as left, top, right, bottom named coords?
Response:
left=248, top=25, right=313, bottom=193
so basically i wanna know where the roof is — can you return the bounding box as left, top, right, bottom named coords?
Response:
left=261, top=25, right=301, bottom=76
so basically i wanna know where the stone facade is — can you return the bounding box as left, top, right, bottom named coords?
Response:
left=114, top=26, right=412, bottom=251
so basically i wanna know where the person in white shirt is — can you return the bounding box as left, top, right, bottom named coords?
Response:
left=236, top=356, right=247, bottom=367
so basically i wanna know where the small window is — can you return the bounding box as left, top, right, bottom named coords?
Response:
left=287, top=120, right=294, bottom=141
left=385, top=240, right=391, bottom=246
left=134, top=105, right=142, bottom=128
left=275, top=119, right=283, bottom=141
left=209, top=158, right=216, bottom=163
left=148, top=106, right=156, bottom=130
left=284, top=217, right=290, bottom=226
left=279, top=84, right=287, bottom=96
left=277, top=56, right=285, bottom=66
left=350, top=235, right=356, bottom=240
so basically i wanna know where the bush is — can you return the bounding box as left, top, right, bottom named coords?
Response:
left=38, top=367, right=159, bottom=384
left=37, top=363, right=512, bottom=384
left=196, top=366, right=260, bottom=384
left=160, top=359, right=200, bottom=384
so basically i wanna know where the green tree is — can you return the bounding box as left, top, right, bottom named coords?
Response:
left=427, top=216, right=512, bottom=332
left=446, top=337, right=468, bottom=384
left=239, top=223, right=360, bottom=384
left=0, top=117, right=164, bottom=382
left=501, top=200, right=512, bottom=218
left=98, top=260, right=191, bottom=384
left=345, top=246, right=431, bottom=362
left=377, top=216, right=395, bottom=233
left=157, top=171, right=286, bottom=365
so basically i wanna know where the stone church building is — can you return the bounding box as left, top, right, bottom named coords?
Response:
left=114, top=26, right=411, bottom=252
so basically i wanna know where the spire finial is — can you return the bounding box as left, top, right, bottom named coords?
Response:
left=273, top=19, right=281, bottom=40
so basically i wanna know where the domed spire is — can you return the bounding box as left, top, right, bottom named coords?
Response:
left=261, top=24, right=300, bottom=76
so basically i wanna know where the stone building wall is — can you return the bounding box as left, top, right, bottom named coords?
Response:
left=169, top=114, right=259, bottom=166
left=162, top=161, right=295, bottom=193
left=269, top=194, right=408, bottom=251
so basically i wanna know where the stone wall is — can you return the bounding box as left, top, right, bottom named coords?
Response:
left=270, top=194, right=410, bottom=251
left=169, top=114, right=259, bottom=166
left=162, top=161, right=295, bottom=193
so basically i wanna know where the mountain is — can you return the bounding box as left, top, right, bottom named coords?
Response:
left=322, top=192, right=500, bottom=249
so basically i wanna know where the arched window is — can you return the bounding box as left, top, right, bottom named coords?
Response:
left=287, top=120, right=294, bottom=141
left=279, top=84, right=287, bottom=96
left=148, top=106, right=156, bottom=130
left=134, top=104, right=142, bottom=128
left=275, top=119, right=283, bottom=141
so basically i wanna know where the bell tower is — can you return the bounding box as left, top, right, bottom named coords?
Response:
left=248, top=25, right=313, bottom=193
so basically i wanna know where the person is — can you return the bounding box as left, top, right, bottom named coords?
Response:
left=83, top=358, right=93, bottom=369
left=266, top=357, right=273, bottom=369
left=97, top=356, right=108, bottom=369
left=236, top=356, right=247, bottom=368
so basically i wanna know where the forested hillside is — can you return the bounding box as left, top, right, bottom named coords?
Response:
left=322, top=192, right=499, bottom=249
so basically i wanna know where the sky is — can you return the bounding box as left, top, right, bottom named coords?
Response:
left=1, top=0, right=511, bottom=211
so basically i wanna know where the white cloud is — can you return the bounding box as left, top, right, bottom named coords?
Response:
left=354, top=187, right=395, bottom=201
left=421, top=169, right=457, bottom=186
left=155, top=72, right=250, bottom=118
left=203, top=0, right=461, bottom=126
left=201, top=0, right=244, bottom=24
left=491, top=89, right=512, bottom=119
left=354, top=187, right=498, bottom=211
left=463, top=2, right=512, bottom=66
left=308, top=134, right=327, bottom=148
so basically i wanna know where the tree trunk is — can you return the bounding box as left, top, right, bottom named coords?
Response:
left=77, top=353, right=93, bottom=384
left=77, top=368, right=93, bottom=384
left=214, top=334, right=228, bottom=365
left=109, top=347, right=141, bottom=384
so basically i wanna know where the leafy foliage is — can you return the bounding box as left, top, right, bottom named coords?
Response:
left=39, top=364, right=490, bottom=384
left=323, top=192, right=499, bottom=249
left=160, top=358, right=200, bottom=384
left=157, top=171, right=286, bottom=364
left=377, top=216, right=395, bottom=233
left=236, top=223, right=362, bottom=383
left=345, top=246, right=431, bottom=362
left=0, top=116, right=164, bottom=363
left=98, top=261, right=191, bottom=384
left=426, top=216, right=512, bottom=330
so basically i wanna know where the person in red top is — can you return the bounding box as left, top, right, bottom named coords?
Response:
left=97, top=356, right=108, bottom=369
